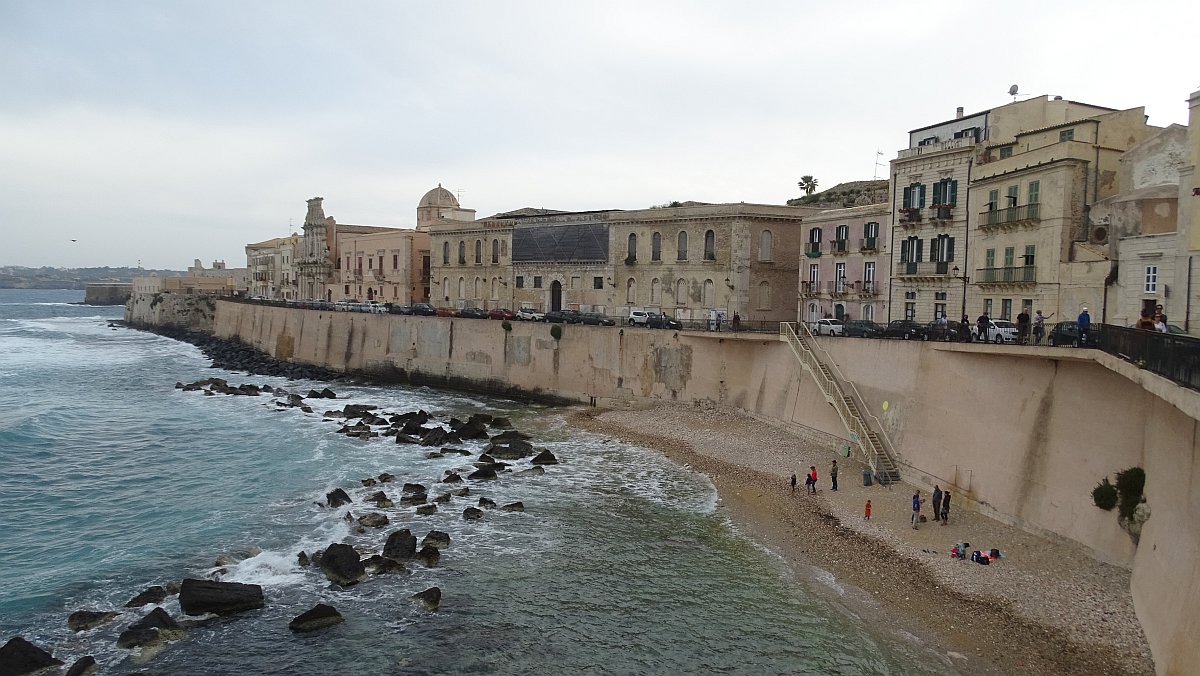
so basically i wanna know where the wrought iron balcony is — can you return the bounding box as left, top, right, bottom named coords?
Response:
left=894, top=261, right=953, bottom=277
left=899, top=208, right=922, bottom=225
left=928, top=206, right=953, bottom=221
left=979, top=203, right=1041, bottom=229
left=830, top=239, right=849, bottom=255
left=975, top=266, right=1037, bottom=284
left=800, top=281, right=821, bottom=297
left=859, top=237, right=878, bottom=252
left=858, top=282, right=878, bottom=296
left=824, top=280, right=850, bottom=296
left=805, top=242, right=822, bottom=257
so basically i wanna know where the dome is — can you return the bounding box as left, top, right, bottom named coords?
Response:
left=419, top=184, right=459, bottom=208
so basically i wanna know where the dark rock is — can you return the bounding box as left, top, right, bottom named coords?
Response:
left=441, top=447, right=472, bottom=456
left=454, top=419, right=489, bottom=440
left=366, top=490, right=388, bottom=502
left=487, top=439, right=534, bottom=460
left=515, top=466, right=546, bottom=477
left=401, top=420, right=429, bottom=435
left=287, top=393, right=305, bottom=406
left=402, top=483, right=426, bottom=494
left=324, top=410, right=344, bottom=417
left=450, top=487, right=471, bottom=497
left=425, top=451, right=444, bottom=459
left=415, top=504, right=438, bottom=515
left=501, top=501, right=525, bottom=512
left=463, top=507, right=484, bottom=520
left=116, top=607, right=183, bottom=649
left=416, top=545, right=440, bottom=567
left=395, top=434, right=419, bottom=444
left=326, top=488, right=352, bottom=508
left=178, top=578, right=265, bottom=616
left=491, top=429, right=531, bottom=441
left=478, top=498, right=497, bottom=509
left=165, top=580, right=181, bottom=595
left=490, top=416, right=513, bottom=429
left=361, top=478, right=378, bottom=487
left=343, top=404, right=378, bottom=417
left=0, top=637, right=63, bottom=673
left=320, top=387, right=337, bottom=399
left=440, top=472, right=463, bottom=483
left=300, top=405, right=314, bottom=414
left=65, top=655, right=97, bottom=676
left=467, top=467, right=497, bottom=481
left=421, top=530, right=451, bottom=550
left=382, top=529, right=417, bottom=560
left=357, top=512, right=389, bottom=528
left=297, top=551, right=309, bottom=567
left=399, top=493, right=427, bottom=506
left=432, top=492, right=452, bottom=503
left=468, top=413, right=493, bottom=424
left=419, top=427, right=453, bottom=447
left=125, top=585, right=167, bottom=608
left=378, top=472, right=395, bottom=483
left=411, top=586, right=441, bottom=611
left=320, top=543, right=367, bottom=586
left=68, top=610, right=121, bottom=632
left=364, top=555, right=407, bottom=575
left=288, top=603, right=344, bottom=633
left=175, top=382, right=184, bottom=389
left=531, top=449, right=559, bottom=465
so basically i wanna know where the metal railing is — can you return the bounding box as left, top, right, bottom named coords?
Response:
left=1099, top=325, right=1200, bottom=392
left=860, top=237, right=878, bottom=252
left=830, top=239, right=849, bottom=254
left=779, top=322, right=901, bottom=482
left=979, top=203, right=1041, bottom=227
left=805, top=242, right=822, bottom=257
left=894, top=261, right=952, bottom=276
left=975, top=266, right=1037, bottom=284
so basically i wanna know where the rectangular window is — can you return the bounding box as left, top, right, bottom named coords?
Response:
left=1027, top=181, right=1040, bottom=205
left=1022, top=299, right=1034, bottom=315
left=904, top=291, right=916, bottom=300
left=1006, top=185, right=1019, bottom=209
left=1060, top=128, right=1074, bottom=142
left=934, top=292, right=947, bottom=300
left=905, top=302, right=916, bottom=320
left=987, top=189, right=999, bottom=211
left=863, top=261, right=875, bottom=282
left=1023, top=245, right=1036, bottom=267
left=985, top=249, right=995, bottom=269
left=808, top=263, right=819, bottom=284
left=1145, top=265, right=1158, bottom=293
left=864, top=221, right=879, bottom=238
left=571, top=276, right=580, bottom=289
left=533, top=276, right=543, bottom=289
left=593, top=277, right=603, bottom=290
left=515, top=276, right=524, bottom=289
left=999, top=145, right=1013, bottom=159
left=934, top=303, right=946, bottom=319
left=392, top=254, right=399, bottom=269
left=835, top=262, right=846, bottom=290
left=344, top=284, right=350, bottom=295
left=1004, top=247, right=1015, bottom=268
left=984, top=298, right=993, bottom=316
left=357, top=257, right=362, bottom=271
left=1001, top=298, right=1012, bottom=320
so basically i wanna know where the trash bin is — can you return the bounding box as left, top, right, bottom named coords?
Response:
left=863, top=470, right=873, bottom=487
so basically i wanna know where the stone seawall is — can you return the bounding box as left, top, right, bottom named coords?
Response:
left=129, top=295, right=1200, bottom=674
left=84, top=283, right=132, bottom=306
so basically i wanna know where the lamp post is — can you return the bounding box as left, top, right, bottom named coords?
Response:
left=953, top=265, right=969, bottom=322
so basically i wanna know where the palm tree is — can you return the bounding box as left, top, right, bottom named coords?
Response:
left=798, top=176, right=819, bottom=196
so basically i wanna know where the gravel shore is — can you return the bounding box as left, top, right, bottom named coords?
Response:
left=571, top=404, right=1155, bottom=676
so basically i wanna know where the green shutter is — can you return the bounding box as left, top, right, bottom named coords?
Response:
left=949, top=180, right=958, bottom=206
left=902, top=186, right=911, bottom=209
left=916, top=239, right=924, bottom=261
left=932, top=182, right=943, bottom=205
left=918, top=184, right=926, bottom=207
left=947, top=237, right=955, bottom=261
left=900, top=240, right=909, bottom=262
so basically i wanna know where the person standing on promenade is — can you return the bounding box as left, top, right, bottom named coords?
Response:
left=830, top=459, right=839, bottom=491
left=976, top=313, right=989, bottom=343
left=932, top=485, right=943, bottom=523
left=1016, top=309, right=1030, bottom=345
left=1077, top=307, right=1091, bottom=346
left=732, top=312, right=741, bottom=332
left=941, top=491, right=952, bottom=525
left=791, top=473, right=797, bottom=494
left=864, top=499, right=872, bottom=521
left=911, top=491, right=923, bottom=529
left=1033, top=310, right=1053, bottom=345
left=806, top=466, right=818, bottom=494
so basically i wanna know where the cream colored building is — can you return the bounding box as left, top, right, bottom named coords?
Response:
left=796, top=202, right=891, bottom=324
left=245, top=235, right=301, bottom=300
left=968, top=106, right=1158, bottom=322
left=1173, top=89, right=1200, bottom=332
left=429, top=215, right=515, bottom=308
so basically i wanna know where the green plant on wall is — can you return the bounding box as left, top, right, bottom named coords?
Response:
left=1092, top=478, right=1117, bottom=511
left=501, top=320, right=512, bottom=332
left=1115, top=467, right=1146, bottom=520
left=150, top=293, right=162, bottom=309
left=1093, top=466, right=1149, bottom=545
left=550, top=324, right=562, bottom=340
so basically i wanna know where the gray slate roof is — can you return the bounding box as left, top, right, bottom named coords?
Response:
left=512, top=223, right=610, bottom=263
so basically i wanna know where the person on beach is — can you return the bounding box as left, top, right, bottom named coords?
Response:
left=931, top=485, right=943, bottom=523
left=791, top=473, right=797, bottom=494
left=941, top=491, right=951, bottom=525
left=806, top=466, right=817, bottom=494
left=830, top=459, right=839, bottom=491
left=864, top=499, right=871, bottom=521
left=911, top=491, right=923, bottom=529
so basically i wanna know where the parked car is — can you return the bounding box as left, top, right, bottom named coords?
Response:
left=579, top=313, right=616, bottom=326
left=435, top=307, right=458, bottom=317
left=362, top=300, right=388, bottom=314
left=458, top=307, right=489, bottom=319
left=843, top=319, right=883, bottom=338
left=516, top=307, right=545, bottom=322
left=812, top=318, right=844, bottom=336
left=388, top=304, right=411, bottom=315
left=487, top=308, right=517, bottom=320
left=972, top=319, right=1019, bottom=344
left=410, top=303, right=437, bottom=316
left=646, top=313, right=682, bottom=330
left=1046, top=320, right=1102, bottom=347
left=545, top=310, right=571, bottom=323
left=924, top=320, right=971, bottom=342
left=628, top=310, right=651, bottom=326
left=882, top=320, right=926, bottom=340
left=334, top=299, right=357, bottom=312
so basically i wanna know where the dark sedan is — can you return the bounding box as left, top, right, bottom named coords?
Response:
left=458, top=307, right=489, bottom=319
left=1046, top=321, right=1102, bottom=347
left=646, top=313, right=682, bottom=330
left=882, top=320, right=926, bottom=340
left=410, top=303, right=437, bottom=316
left=579, top=313, right=616, bottom=326
left=924, top=320, right=971, bottom=342
left=844, top=320, right=883, bottom=338
left=545, top=310, right=583, bottom=324
left=387, top=304, right=411, bottom=315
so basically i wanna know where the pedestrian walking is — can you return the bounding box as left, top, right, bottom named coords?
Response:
left=830, top=459, right=839, bottom=491
left=911, top=491, right=923, bottom=529
left=931, top=485, right=943, bottom=522
left=1033, top=310, right=1053, bottom=345
left=1016, top=309, right=1030, bottom=345
left=806, top=466, right=818, bottom=494
left=790, top=473, right=797, bottom=494
left=941, top=491, right=951, bottom=525
left=1077, top=307, right=1091, bottom=346
left=864, top=499, right=872, bottom=521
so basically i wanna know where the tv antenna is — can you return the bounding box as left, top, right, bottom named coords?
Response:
left=873, top=150, right=885, bottom=180
left=1008, top=84, right=1019, bottom=101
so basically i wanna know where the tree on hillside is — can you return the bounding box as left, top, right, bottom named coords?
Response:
left=798, top=176, right=819, bottom=196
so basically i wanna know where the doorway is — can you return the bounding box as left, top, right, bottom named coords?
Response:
left=551, top=280, right=562, bottom=312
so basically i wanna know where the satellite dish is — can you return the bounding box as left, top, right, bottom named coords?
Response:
left=1008, top=84, right=1019, bottom=97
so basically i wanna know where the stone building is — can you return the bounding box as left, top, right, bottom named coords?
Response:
left=245, top=234, right=301, bottom=300
left=428, top=215, right=515, bottom=308
left=796, top=202, right=891, bottom=325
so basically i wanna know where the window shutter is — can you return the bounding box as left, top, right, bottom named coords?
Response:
left=930, top=238, right=938, bottom=261
left=947, top=237, right=955, bottom=261
left=916, top=239, right=924, bottom=262
left=949, top=180, right=958, bottom=206
left=900, top=240, right=909, bottom=263
left=918, top=184, right=927, bottom=207
left=902, top=186, right=911, bottom=209
left=932, top=182, right=943, bottom=205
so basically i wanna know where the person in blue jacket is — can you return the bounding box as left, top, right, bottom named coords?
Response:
left=1077, top=307, right=1091, bottom=346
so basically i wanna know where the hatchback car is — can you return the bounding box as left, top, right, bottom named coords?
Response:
left=843, top=320, right=883, bottom=338
left=628, top=310, right=651, bottom=326
left=516, top=308, right=545, bottom=322
left=882, top=320, right=925, bottom=340
left=1046, top=321, right=1102, bottom=347
left=924, top=320, right=971, bottom=342
left=388, top=304, right=411, bottom=315
left=810, top=318, right=844, bottom=336
left=646, top=313, right=682, bottom=330
left=973, top=319, right=1019, bottom=344
left=579, top=313, right=616, bottom=326
left=458, top=307, right=489, bottom=319
left=487, top=308, right=517, bottom=320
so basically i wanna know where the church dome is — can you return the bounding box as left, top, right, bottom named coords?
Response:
left=419, top=184, right=459, bottom=208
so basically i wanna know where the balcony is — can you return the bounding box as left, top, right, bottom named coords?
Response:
left=899, top=208, right=922, bottom=226
left=928, top=205, right=953, bottom=222
left=894, top=261, right=953, bottom=278
left=804, top=242, right=822, bottom=258
left=896, top=135, right=978, bottom=160
left=824, top=280, right=850, bottom=296
left=979, top=203, right=1041, bottom=230
left=800, top=281, right=820, bottom=297
left=830, top=239, right=849, bottom=256
left=975, top=266, right=1037, bottom=285
left=371, top=269, right=385, bottom=281
left=858, top=282, right=878, bottom=296
left=859, top=237, right=878, bottom=253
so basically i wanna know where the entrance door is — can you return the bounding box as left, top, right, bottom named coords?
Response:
left=551, top=280, right=562, bottom=312
left=834, top=304, right=845, bottom=320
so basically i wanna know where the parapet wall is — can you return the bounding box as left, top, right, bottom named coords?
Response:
left=165, top=297, right=1197, bottom=674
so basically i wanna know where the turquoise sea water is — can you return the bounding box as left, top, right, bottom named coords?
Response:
left=0, top=289, right=956, bottom=675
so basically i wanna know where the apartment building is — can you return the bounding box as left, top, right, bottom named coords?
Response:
left=796, top=202, right=891, bottom=324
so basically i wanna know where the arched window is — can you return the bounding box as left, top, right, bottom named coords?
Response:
left=760, top=230, right=773, bottom=261
left=626, top=278, right=637, bottom=304
left=652, top=232, right=662, bottom=261
left=863, top=305, right=874, bottom=321
left=457, top=277, right=465, bottom=300
left=677, top=231, right=688, bottom=261
left=758, top=281, right=771, bottom=309
left=704, top=230, right=715, bottom=260
left=475, top=277, right=482, bottom=298
left=492, top=239, right=499, bottom=264
left=491, top=277, right=498, bottom=299
left=703, top=279, right=714, bottom=306
left=475, top=240, right=482, bottom=264
left=651, top=278, right=661, bottom=304
left=442, top=241, right=450, bottom=265
left=442, top=277, right=449, bottom=300
left=457, top=241, right=466, bottom=265
left=675, top=279, right=687, bottom=305
left=627, top=233, right=637, bottom=260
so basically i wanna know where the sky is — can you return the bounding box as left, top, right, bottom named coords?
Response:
left=1, top=1, right=1196, bottom=269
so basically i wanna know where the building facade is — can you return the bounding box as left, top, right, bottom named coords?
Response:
left=796, top=202, right=891, bottom=324
left=246, top=235, right=301, bottom=300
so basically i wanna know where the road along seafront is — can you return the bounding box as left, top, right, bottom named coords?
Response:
left=572, top=404, right=1154, bottom=676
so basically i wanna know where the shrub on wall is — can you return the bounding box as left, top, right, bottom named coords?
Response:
left=550, top=324, right=562, bottom=340
left=1092, top=478, right=1117, bottom=511
left=501, top=320, right=512, bottom=332
left=1115, top=467, right=1146, bottom=520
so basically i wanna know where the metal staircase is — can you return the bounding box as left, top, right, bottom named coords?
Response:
left=779, top=322, right=901, bottom=483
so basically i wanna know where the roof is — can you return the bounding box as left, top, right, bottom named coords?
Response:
left=512, top=222, right=610, bottom=263
left=419, top=184, right=459, bottom=208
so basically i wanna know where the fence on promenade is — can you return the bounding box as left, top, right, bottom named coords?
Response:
left=1098, top=324, right=1200, bottom=392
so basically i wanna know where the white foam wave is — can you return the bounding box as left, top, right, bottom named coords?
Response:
left=224, top=550, right=306, bottom=587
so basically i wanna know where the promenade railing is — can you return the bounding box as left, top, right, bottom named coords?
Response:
left=1098, top=324, right=1200, bottom=392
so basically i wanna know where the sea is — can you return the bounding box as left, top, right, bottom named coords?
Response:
left=0, top=289, right=957, bottom=675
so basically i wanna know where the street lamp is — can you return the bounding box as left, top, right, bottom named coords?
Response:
left=952, top=266, right=969, bottom=322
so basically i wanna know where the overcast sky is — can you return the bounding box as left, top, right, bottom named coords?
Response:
left=1, top=1, right=1195, bottom=269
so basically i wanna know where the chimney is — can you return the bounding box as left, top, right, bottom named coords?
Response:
left=956, top=106, right=964, bottom=119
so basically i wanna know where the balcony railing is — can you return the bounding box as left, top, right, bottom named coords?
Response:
left=805, top=242, right=822, bottom=257
left=859, top=237, right=878, bottom=252
left=830, top=239, right=849, bottom=255
left=928, top=206, right=953, bottom=221
left=899, top=208, right=922, bottom=225
left=800, top=281, right=820, bottom=297
left=894, top=261, right=952, bottom=276
left=975, top=266, right=1037, bottom=284
left=858, top=282, right=878, bottom=296
left=824, top=280, right=850, bottom=295
left=1099, top=325, right=1200, bottom=392
left=979, top=203, right=1041, bottom=228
